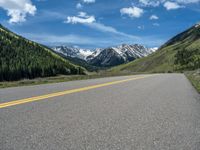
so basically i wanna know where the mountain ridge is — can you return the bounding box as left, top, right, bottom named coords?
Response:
left=53, top=44, right=157, bottom=67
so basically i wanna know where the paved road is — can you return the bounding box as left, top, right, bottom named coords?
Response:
left=0, top=74, right=200, bottom=150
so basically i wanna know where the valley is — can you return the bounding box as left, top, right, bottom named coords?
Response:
left=0, top=23, right=200, bottom=91
left=0, top=1, right=200, bottom=149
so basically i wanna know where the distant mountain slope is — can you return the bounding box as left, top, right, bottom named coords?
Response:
left=53, top=46, right=93, bottom=60
left=87, top=44, right=156, bottom=67
left=0, top=24, right=85, bottom=81
left=109, top=23, right=200, bottom=73
left=53, top=44, right=156, bottom=68
left=56, top=53, right=103, bottom=72
left=52, top=46, right=103, bottom=71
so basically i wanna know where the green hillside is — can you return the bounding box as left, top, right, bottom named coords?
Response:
left=0, top=24, right=85, bottom=81
left=109, top=23, right=200, bottom=74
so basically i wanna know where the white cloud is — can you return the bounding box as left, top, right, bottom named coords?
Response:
left=78, top=0, right=95, bottom=10
left=175, top=0, right=200, bottom=4
left=120, top=6, right=144, bottom=18
left=150, top=15, right=159, bottom=20
left=138, top=0, right=200, bottom=9
left=65, top=12, right=138, bottom=40
left=153, top=23, right=160, bottom=26
left=65, top=12, right=95, bottom=24
left=0, top=0, right=37, bottom=23
left=138, top=25, right=145, bottom=30
left=76, top=3, right=83, bottom=9
left=139, top=0, right=160, bottom=7
left=82, top=0, right=95, bottom=4
left=86, top=23, right=139, bottom=39
left=164, top=1, right=183, bottom=10
left=78, top=12, right=88, bottom=17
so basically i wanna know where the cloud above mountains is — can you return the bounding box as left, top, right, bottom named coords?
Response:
left=76, top=0, right=95, bottom=10
left=0, top=0, right=199, bottom=24
left=82, top=0, right=96, bottom=4
left=65, top=12, right=139, bottom=40
left=66, top=12, right=96, bottom=24
left=138, top=0, right=200, bottom=9
left=150, top=15, right=159, bottom=20
left=163, top=1, right=183, bottom=10
left=0, top=0, right=36, bottom=23
left=119, top=0, right=199, bottom=21
left=120, top=7, right=144, bottom=18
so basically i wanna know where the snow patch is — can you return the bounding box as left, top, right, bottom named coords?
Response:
left=195, top=23, right=200, bottom=28
left=149, top=47, right=158, bottom=52
left=79, top=49, right=93, bottom=58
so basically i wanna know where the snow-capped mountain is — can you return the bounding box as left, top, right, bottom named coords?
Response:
left=195, top=22, right=200, bottom=28
left=53, top=46, right=93, bottom=60
left=150, top=47, right=158, bottom=52
left=86, top=48, right=103, bottom=61
left=86, top=44, right=157, bottom=67
left=52, top=44, right=157, bottom=67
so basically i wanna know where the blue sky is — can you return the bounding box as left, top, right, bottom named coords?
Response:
left=0, top=0, right=200, bottom=48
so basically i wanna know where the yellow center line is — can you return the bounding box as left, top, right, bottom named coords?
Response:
left=0, top=75, right=153, bottom=109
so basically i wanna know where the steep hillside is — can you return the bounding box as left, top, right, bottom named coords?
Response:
left=0, top=24, right=85, bottom=81
left=109, top=23, right=200, bottom=74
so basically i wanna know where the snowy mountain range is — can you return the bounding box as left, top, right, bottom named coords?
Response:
left=52, top=44, right=157, bottom=67
left=53, top=46, right=93, bottom=60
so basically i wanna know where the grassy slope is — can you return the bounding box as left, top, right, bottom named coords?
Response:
left=108, top=25, right=200, bottom=74
left=185, top=70, right=200, bottom=93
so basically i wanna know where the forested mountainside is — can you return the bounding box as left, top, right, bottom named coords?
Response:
left=0, top=24, right=85, bottom=81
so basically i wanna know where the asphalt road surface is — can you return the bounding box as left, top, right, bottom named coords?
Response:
left=0, top=74, right=200, bottom=150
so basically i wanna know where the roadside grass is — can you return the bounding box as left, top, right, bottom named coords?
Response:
left=2, top=70, right=199, bottom=92
left=0, top=72, right=144, bottom=89
left=185, top=70, right=200, bottom=93
left=0, top=75, right=97, bottom=88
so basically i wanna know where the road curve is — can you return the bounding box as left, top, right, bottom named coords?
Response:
left=0, top=74, right=200, bottom=150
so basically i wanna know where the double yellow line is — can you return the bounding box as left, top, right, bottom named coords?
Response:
left=0, top=75, right=152, bottom=109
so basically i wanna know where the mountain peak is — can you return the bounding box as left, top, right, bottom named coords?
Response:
left=53, top=44, right=157, bottom=67
left=162, top=23, right=200, bottom=47
left=86, top=44, right=156, bottom=67
left=195, top=22, right=200, bottom=28
left=53, top=46, right=93, bottom=60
